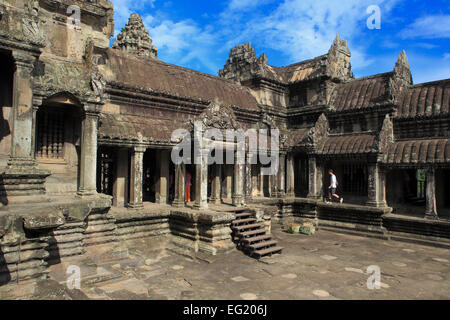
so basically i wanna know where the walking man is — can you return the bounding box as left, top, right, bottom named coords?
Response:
left=328, top=169, right=343, bottom=204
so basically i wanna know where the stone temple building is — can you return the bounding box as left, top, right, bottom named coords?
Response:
left=0, top=0, right=449, bottom=285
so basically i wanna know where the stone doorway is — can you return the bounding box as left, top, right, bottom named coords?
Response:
left=35, top=103, right=83, bottom=195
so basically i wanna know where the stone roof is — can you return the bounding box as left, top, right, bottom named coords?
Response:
left=272, top=55, right=326, bottom=83
left=317, top=134, right=378, bottom=155
left=285, top=128, right=312, bottom=147
left=383, top=138, right=450, bottom=165
left=98, top=113, right=184, bottom=143
left=329, top=73, right=391, bottom=112
left=101, top=48, right=260, bottom=111
left=396, top=79, right=450, bottom=119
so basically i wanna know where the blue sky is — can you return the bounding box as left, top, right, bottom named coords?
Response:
left=110, top=0, right=450, bottom=84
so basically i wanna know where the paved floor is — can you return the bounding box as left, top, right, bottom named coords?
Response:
left=1, top=225, right=450, bottom=300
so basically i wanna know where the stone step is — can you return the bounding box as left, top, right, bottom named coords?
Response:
left=241, top=234, right=272, bottom=244
left=247, top=240, right=277, bottom=250
left=232, top=223, right=265, bottom=232
left=237, top=228, right=267, bottom=238
left=231, top=218, right=257, bottom=226
left=252, top=246, right=283, bottom=259
left=235, top=212, right=254, bottom=219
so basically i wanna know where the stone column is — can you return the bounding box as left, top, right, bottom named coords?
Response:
left=270, top=173, right=277, bottom=198
left=128, top=146, right=146, bottom=209
left=277, top=153, right=286, bottom=197
left=78, top=111, right=99, bottom=197
left=245, top=153, right=254, bottom=201
left=222, top=165, right=232, bottom=200
left=210, top=164, right=222, bottom=204
left=425, top=167, right=438, bottom=219
left=156, top=150, right=170, bottom=204
left=173, top=163, right=185, bottom=208
left=194, top=149, right=208, bottom=210
left=113, top=148, right=129, bottom=207
left=0, top=52, right=50, bottom=204
left=232, top=152, right=245, bottom=207
left=307, top=156, right=319, bottom=199
left=286, top=152, right=295, bottom=197
left=366, top=163, right=387, bottom=207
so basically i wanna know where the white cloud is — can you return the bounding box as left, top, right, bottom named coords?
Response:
left=400, top=15, right=450, bottom=39
left=444, top=53, right=450, bottom=60
left=219, top=0, right=402, bottom=70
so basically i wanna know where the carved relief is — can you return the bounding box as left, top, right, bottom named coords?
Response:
left=305, top=113, right=329, bottom=148
left=22, top=0, right=44, bottom=45
left=188, top=98, right=238, bottom=131
left=377, top=114, right=394, bottom=155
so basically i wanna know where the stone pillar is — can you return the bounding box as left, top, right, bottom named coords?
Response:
left=307, top=156, right=319, bottom=199
left=128, top=146, right=146, bottom=209
left=194, top=149, right=208, bottom=210
left=270, top=173, right=277, bottom=198
left=232, top=153, right=245, bottom=207
left=366, top=163, right=387, bottom=207
left=222, top=165, right=232, bottom=200
left=0, top=52, right=50, bottom=204
left=78, top=111, right=99, bottom=197
left=425, top=167, right=438, bottom=219
left=156, top=150, right=170, bottom=204
left=245, top=153, right=254, bottom=201
left=173, top=163, right=185, bottom=208
left=113, top=148, right=129, bottom=207
left=210, top=164, right=222, bottom=204
left=286, top=153, right=295, bottom=197
left=277, top=153, right=286, bottom=197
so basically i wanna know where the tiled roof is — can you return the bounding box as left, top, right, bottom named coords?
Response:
left=330, top=73, right=391, bottom=112
left=383, top=139, right=450, bottom=164
left=272, top=55, right=326, bottom=83
left=317, top=134, right=378, bottom=155
left=98, top=113, right=185, bottom=143
left=101, top=49, right=260, bottom=111
left=396, top=79, right=450, bottom=118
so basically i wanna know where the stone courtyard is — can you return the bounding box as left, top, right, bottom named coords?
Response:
left=1, top=225, right=449, bottom=300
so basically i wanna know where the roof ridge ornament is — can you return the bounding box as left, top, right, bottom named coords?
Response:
left=112, top=13, right=158, bottom=59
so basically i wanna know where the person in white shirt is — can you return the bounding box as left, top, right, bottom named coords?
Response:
left=328, top=169, right=343, bottom=204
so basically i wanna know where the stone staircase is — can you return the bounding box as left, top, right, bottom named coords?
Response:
left=231, top=209, right=283, bottom=259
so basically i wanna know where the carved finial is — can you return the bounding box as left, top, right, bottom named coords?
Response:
left=112, top=13, right=158, bottom=59
left=218, top=42, right=269, bottom=82
left=393, top=50, right=413, bottom=85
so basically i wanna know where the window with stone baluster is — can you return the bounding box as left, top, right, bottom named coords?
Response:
left=36, top=108, right=65, bottom=159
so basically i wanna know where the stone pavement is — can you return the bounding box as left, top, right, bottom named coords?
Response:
left=1, top=225, right=450, bottom=300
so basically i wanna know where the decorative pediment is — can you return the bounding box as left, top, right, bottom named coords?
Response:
left=304, top=113, right=329, bottom=148
left=189, top=98, right=238, bottom=131
left=377, top=114, right=394, bottom=154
